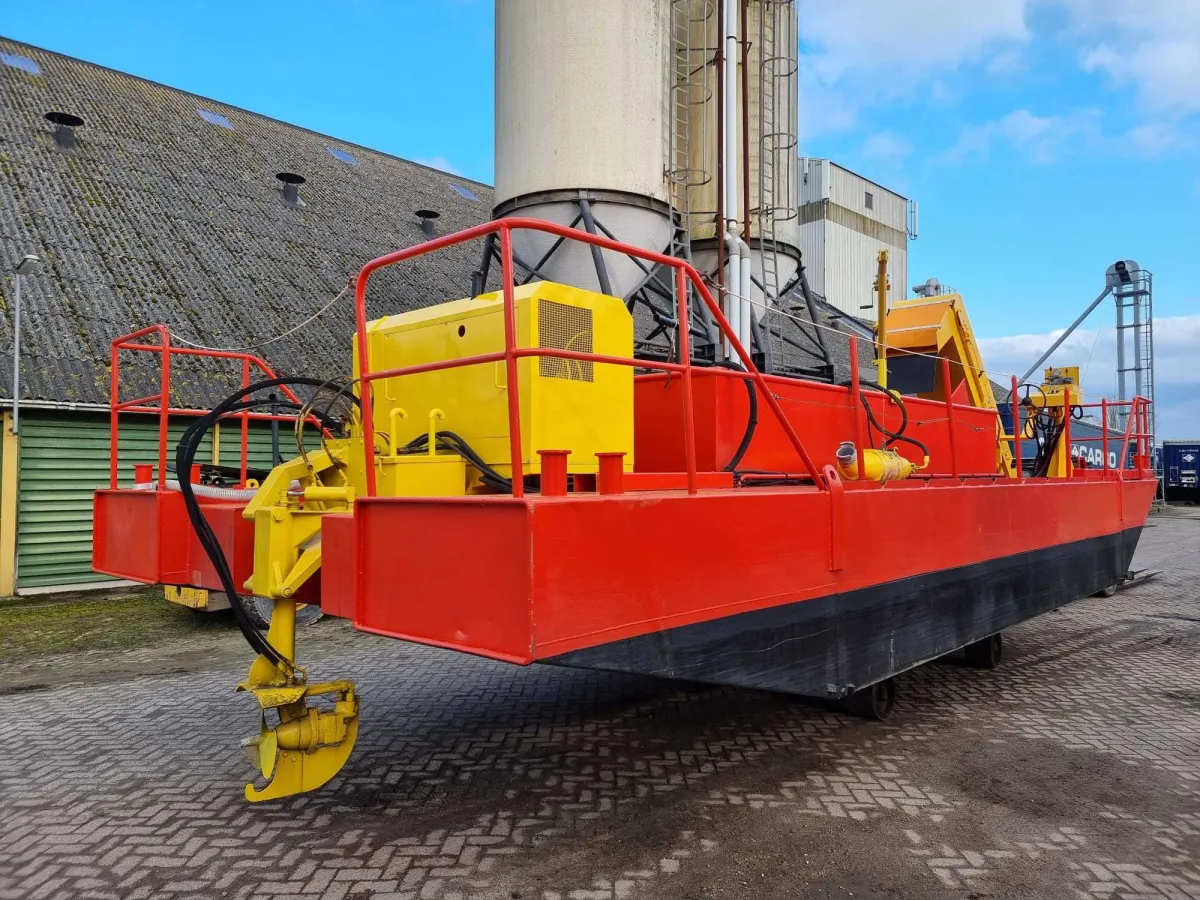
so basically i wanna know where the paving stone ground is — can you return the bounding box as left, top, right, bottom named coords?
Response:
left=1, top=514, right=1197, bottom=900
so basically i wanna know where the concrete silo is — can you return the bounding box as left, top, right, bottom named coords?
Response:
left=493, top=0, right=676, bottom=300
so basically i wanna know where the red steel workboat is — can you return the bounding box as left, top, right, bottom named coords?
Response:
left=94, top=221, right=1158, bottom=800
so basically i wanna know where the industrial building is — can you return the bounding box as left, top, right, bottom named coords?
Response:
left=798, top=158, right=915, bottom=319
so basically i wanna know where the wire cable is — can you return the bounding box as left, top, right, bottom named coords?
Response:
left=169, top=285, right=350, bottom=353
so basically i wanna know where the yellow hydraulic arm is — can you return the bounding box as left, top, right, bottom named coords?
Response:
left=237, top=440, right=361, bottom=802
left=883, top=293, right=1016, bottom=477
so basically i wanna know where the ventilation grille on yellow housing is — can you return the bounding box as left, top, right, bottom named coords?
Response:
left=538, top=299, right=594, bottom=383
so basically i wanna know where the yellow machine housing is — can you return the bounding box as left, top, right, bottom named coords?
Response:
left=360, top=281, right=635, bottom=476
left=1041, top=366, right=1082, bottom=407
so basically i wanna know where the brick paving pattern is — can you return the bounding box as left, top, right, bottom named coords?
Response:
left=1, top=515, right=1197, bottom=899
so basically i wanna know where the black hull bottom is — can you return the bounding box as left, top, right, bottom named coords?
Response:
left=545, top=527, right=1144, bottom=697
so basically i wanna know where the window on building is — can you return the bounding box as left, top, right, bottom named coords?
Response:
left=196, top=108, right=234, bottom=130
left=327, top=146, right=359, bottom=166
left=865, top=191, right=874, bottom=210
left=451, top=184, right=480, bottom=202
left=0, top=52, right=41, bottom=75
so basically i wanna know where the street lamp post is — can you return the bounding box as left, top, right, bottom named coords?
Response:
left=10, top=255, right=41, bottom=435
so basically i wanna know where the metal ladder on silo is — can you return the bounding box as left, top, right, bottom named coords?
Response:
left=757, top=1, right=798, bottom=362
left=668, top=0, right=718, bottom=348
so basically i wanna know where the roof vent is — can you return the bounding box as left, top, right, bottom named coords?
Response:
left=415, top=209, right=440, bottom=237
left=276, top=172, right=306, bottom=207
left=45, top=111, right=84, bottom=150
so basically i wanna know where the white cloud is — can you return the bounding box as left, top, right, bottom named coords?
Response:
left=801, top=0, right=1029, bottom=85
left=797, top=0, right=1032, bottom=136
left=1063, top=0, right=1200, bottom=114
left=1083, top=40, right=1200, bottom=115
left=798, top=81, right=860, bottom=142
left=862, top=131, right=913, bottom=162
left=795, top=0, right=1200, bottom=145
left=941, top=109, right=1100, bottom=164
left=414, top=156, right=463, bottom=175
left=1124, top=121, right=1196, bottom=156
left=978, top=314, right=1200, bottom=440
left=986, top=49, right=1026, bottom=76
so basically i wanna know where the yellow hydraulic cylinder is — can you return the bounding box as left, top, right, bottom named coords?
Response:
left=836, top=441, right=916, bottom=484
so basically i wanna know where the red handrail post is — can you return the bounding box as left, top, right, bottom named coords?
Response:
left=675, top=266, right=698, bottom=494
left=1141, top=398, right=1150, bottom=473
left=499, top=225, right=526, bottom=499
left=1116, top=398, right=1137, bottom=482
left=849, top=337, right=866, bottom=480
left=354, top=275, right=378, bottom=497
left=1101, top=398, right=1109, bottom=472
left=1062, top=387, right=1072, bottom=478
left=158, top=326, right=171, bottom=489
left=940, top=356, right=960, bottom=478
left=240, top=357, right=250, bottom=486
left=1011, top=375, right=1022, bottom=481
left=109, top=339, right=121, bottom=489
left=1135, top=398, right=1146, bottom=474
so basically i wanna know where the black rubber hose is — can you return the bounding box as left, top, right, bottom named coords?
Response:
left=841, top=378, right=931, bottom=462
left=176, top=377, right=355, bottom=669
left=719, top=361, right=758, bottom=473
left=401, top=430, right=513, bottom=493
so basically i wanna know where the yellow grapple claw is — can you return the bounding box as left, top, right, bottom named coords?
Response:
left=242, top=683, right=359, bottom=802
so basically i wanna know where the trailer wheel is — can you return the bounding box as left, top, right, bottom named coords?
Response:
left=844, top=678, right=896, bottom=720
left=964, top=633, right=1003, bottom=669
left=1093, top=585, right=1118, bottom=598
left=243, top=596, right=324, bottom=628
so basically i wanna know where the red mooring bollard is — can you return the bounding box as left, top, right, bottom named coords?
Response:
left=538, top=449, right=571, bottom=497
left=596, top=452, right=626, bottom=495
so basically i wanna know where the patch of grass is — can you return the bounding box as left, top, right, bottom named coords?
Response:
left=0, top=590, right=235, bottom=661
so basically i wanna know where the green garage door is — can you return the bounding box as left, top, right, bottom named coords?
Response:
left=15, top=411, right=283, bottom=590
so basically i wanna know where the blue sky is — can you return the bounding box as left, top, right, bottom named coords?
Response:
left=5, top=0, right=1198, bottom=436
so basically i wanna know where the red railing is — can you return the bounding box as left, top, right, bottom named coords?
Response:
left=352, top=218, right=822, bottom=497
left=108, top=325, right=310, bottom=489
left=1006, top=380, right=1151, bottom=479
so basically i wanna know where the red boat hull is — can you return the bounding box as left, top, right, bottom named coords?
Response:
left=93, top=358, right=1156, bottom=700
left=343, top=474, right=1156, bottom=696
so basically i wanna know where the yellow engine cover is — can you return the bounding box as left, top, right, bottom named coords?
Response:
left=360, top=282, right=634, bottom=475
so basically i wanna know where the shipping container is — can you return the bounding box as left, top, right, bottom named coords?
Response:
left=1162, top=440, right=1200, bottom=503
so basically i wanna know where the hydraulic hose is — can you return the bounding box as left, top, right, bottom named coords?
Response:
left=400, top=430, right=513, bottom=493
left=134, top=480, right=261, bottom=500
left=844, top=378, right=931, bottom=467
left=720, top=361, right=758, bottom=473
left=175, top=377, right=354, bottom=672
